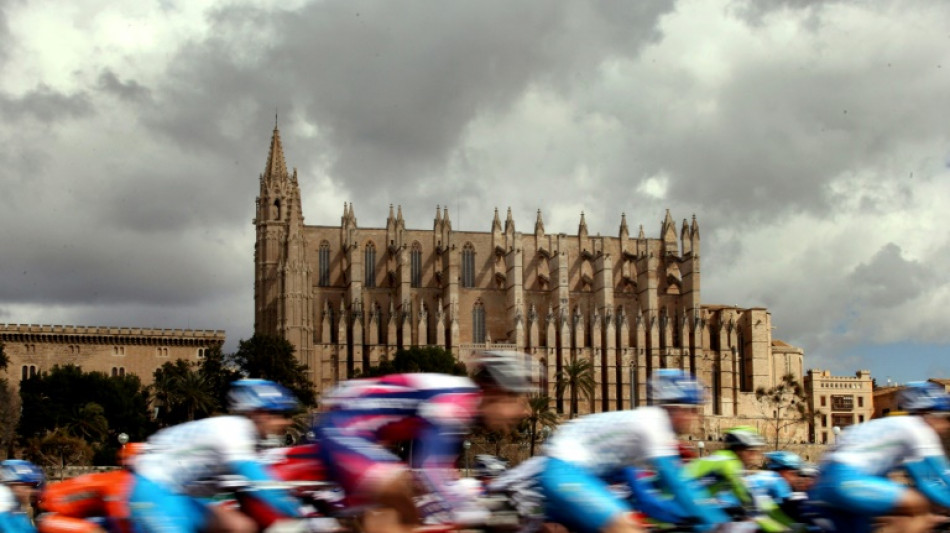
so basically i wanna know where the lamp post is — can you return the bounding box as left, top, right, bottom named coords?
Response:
left=117, top=432, right=129, bottom=448
left=832, top=426, right=841, bottom=445
left=463, top=440, right=471, bottom=477
left=697, top=441, right=705, bottom=457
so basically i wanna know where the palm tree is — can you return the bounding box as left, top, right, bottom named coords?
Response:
left=556, top=357, right=595, bottom=418
left=524, top=395, right=559, bottom=456
left=175, top=371, right=215, bottom=421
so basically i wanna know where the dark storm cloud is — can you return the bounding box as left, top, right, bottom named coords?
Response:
left=97, top=70, right=151, bottom=103
left=143, top=1, right=673, bottom=206
left=848, top=243, right=933, bottom=307
left=0, top=85, right=93, bottom=122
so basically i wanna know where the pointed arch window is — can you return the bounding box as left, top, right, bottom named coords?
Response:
left=473, top=301, right=486, bottom=343
left=365, top=242, right=376, bottom=288
left=461, top=244, right=476, bottom=288
left=411, top=243, right=423, bottom=288
left=319, top=242, right=331, bottom=287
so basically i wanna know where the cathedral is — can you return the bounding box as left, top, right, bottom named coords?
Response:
left=254, top=126, right=805, bottom=440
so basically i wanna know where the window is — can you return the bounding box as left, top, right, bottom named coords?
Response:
left=365, top=242, right=376, bottom=288
left=831, top=395, right=854, bottom=411
left=21, top=365, right=37, bottom=381
left=157, top=347, right=168, bottom=357
left=821, top=414, right=827, bottom=427
left=411, top=243, right=422, bottom=288
left=111, top=367, right=126, bottom=377
left=473, top=301, right=486, bottom=343
left=461, top=244, right=475, bottom=288
left=113, top=346, right=125, bottom=356
left=832, top=414, right=854, bottom=428
left=858, top=415, right=865, bottom=423
left=319, top=242, right=331, bottom=287
left=197, top=348, right=206, bottom=359
left=857, top=396, right=864, bottom=408
left=820, top=395, right=826, bottom=407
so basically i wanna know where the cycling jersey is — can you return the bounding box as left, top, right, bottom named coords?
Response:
left=822, top=415, right=944, bottom=476
left=544, top=407, right=678, bottom=476
left=814, top=415, right=950, bottom=530
left=536, top=408, right=727, bottom=532
left=130, top=415, right=301, bottom=533
left=0, top=485, right=36, bottom=533
left=39, top=470, right=133, bottom=533
left=314, top=373, right=482, bottom=522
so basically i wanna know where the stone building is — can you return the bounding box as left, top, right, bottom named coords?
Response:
left=804, top=369, right=874, bottom=444
left=0, top=324, right=225, bottom=388
left=254, top=126, right=806, bottom=438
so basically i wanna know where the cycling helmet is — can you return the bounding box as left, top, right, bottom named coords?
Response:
left=471, top=351, right=534, bottom=394
left=650, top=369, right=705, bottom=405
left=899, top=381, right=950, bottom=414
left=764, top=451, right=803, bottom=471
left=724, top=426, right=766, bottom=450
left=228, top=379, right=300, bottom=413
left=797, top=463, right=819, bottom=478
left=117, top=442, right=147, bottom=468
left=0, top=460, right=45, bottom=486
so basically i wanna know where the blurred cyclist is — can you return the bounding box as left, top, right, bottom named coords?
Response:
left=129, top=379, right=303, bottom=533
left=1, top=459, right=45, bottom=533
left=812, top=381, right=950, bottom=533
left=38, top=443, right=145, bottom=533
left=686, top=426, right=794, bottom=532
left=531, top=369, right=728, bottom=533
left=313, top=351, right=532, bottom=533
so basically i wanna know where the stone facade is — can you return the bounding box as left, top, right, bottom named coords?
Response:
left=254, top=127, right=807, bottom=439
left=805, top=369, right=874, bottom=444
left=0, top=324, right=225, bottom=388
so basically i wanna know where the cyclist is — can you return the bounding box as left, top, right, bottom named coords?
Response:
left=531, top=369, right=728, bottom=533
left=812, top=381, right=950, bottom=533
left=686, top=426, right=794, bottom=532
left=128, top=378, right=303, bottom=533
left=1, top=459, right=45, bottom=533
left=313, top=351, right=533, bottom=533
left=38, top=443, right=145, bottom=533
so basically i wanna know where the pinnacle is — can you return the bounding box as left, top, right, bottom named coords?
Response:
left=263, top=126, right=289, bottom=182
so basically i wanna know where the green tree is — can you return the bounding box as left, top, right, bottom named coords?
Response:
left=19, top=365, right=154, bottom=463
left=556, top=357, right=595, bottom=418
left=151, top=360, right=217, bottom=426
left=360, top=346, right=468, bottom=378
left=522, top=395, right=559, bottom=456
left=755, top=373, right=814, bottom=449
left=230, top=334, right=315, bottom=407
left=67, top=403, right=110, bottom=445
left=0, top=378, right=18, bottom=459
left=199, top=347, right=242, bottom=413
left=25, top=428, right=94, bottom=480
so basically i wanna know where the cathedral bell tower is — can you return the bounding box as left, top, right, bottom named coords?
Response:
left=254, top=125, right=316, bottom=379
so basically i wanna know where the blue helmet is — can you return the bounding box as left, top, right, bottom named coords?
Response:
left=764, top=451, right=804, bottom=471
left=650, top=369, right=706, bottom=405
left=228, top=379, right=299, bottom=413
left=899, top=381, right=950, bottom=414
left=0, top=460, right=45, bottom=486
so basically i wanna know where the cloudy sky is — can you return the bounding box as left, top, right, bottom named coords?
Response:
left=2, top=0, right=949, bottom=383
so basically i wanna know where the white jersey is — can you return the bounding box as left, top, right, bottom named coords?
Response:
left=0, top=485, right=15, bottom=513
left=133, top=416, right=262, bottom=495
left=543, top=407, right=679, bottom=476
left=822, top=416, right=946, bottom=476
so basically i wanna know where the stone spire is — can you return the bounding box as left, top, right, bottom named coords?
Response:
left=442, top=206, right=451, bottom=231
left=691, top=214, right=700, bottom=239
left=434, top=205, right=442, bottom=229
left=535, top=209, right=545, bottom=235
left=619, top=212, right=629, bottom=239
left=638, top=224, right=645, bottom=239
left=262, top=126, right=289, bottom=183
left=492, top=207, right=502, bottom=233
left=504, top=207, right=515, bottom=234
left=579, top=211, right=588, bottom=238
left=396, top=205, right=404, bottom=230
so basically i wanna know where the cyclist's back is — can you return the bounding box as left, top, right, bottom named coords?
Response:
left=813, top=382, right=950, bottom=533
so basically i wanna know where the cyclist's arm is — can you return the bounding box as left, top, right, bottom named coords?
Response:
left=413, top=420, right=488, bottom=525
left=904, top=455, right=950, bottom=508
left=620, top=466, right=689, bottom=524
left=652, top=455, right=730, bottom=527
left=0, top=512, right=37, bottom=533
left=220, top=419, right=302, bottom=518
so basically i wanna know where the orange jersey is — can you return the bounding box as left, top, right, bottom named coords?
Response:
left=39, top=470, right=132, bottom=533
